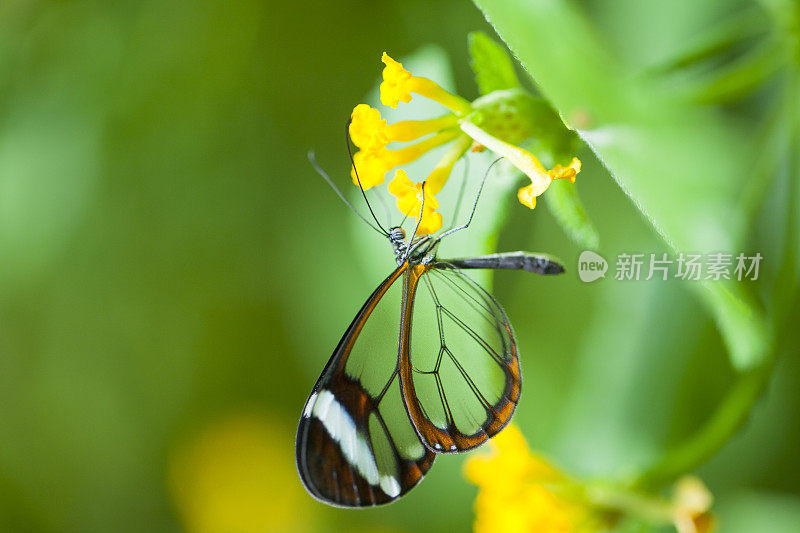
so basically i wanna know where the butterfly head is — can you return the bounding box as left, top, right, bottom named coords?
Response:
left=387, top=226, right=406, bottom=248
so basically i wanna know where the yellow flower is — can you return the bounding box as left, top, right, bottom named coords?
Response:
left=516, top=157, right=581, bottom=210
left=348, top=99, right=462, bottom=190
left=349, top=103, right=389, bottom=151
left=379, top=53, right=414, bottom=108
left=465, top=426, right=717, bottom=533
left=349, top=52, right=583, bottom=224
left=461, top=120, right=582, bottom=210
left=350, top=103, right=461, bottom=153
left=464, top=425, right=599, bottom=533
left=388, top=169, right=443, bottom=235
left=347, top=53, right=476, bottom=194
left=351, top=147, right=398, bottom=189
left=380, top=52, right=473, bottom=114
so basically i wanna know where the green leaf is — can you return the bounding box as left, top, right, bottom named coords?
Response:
left=472, top=0, right=772, bottom=370
left=467, top=31, right=520, bottom=95
left=644, top=7, right=768, bottom=75
left=687, top=37, right=788, bottom=104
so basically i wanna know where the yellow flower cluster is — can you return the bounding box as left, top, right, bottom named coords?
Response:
left=464, top=425, right=598, bottom=533
left=348, top=52, right=583, bottom=234
left=464, top=425, right=717, bottom=533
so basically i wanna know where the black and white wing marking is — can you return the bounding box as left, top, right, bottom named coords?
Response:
left=296, top=264, right=435, bottom=507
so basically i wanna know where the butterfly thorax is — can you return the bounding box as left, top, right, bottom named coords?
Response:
left=388, top=226, right=439, bottom=266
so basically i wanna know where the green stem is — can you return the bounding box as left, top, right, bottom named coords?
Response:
left=631, top=363, right=774, bottom=490
left=584, top=482, right=675, bottom=526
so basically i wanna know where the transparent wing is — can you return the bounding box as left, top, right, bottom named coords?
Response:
left=399, top=262, right=520, bottom=453
left=296, top=265, right=435, bottom=507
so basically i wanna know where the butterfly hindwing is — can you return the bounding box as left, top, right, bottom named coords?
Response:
left=399, top=262, right=520, bottom=453
left=296, top=264, right=436, bottom=507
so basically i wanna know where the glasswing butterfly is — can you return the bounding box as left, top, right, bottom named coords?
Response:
left=297, top=142, right=564, bottom=508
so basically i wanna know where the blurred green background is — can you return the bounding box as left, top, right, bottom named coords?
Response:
left=1, top=0, right=798, bottom=532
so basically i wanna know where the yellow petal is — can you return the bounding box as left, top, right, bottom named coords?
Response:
left=385, top=114, right=458, bottom=143
left=548, top=157, right=582, bottom=183
left=380, top=52, right=413, bottom=108
left=408, top=76, right=473, bottom=115
left=387, top=168, right=414, bottom=195
left=414, top=208, right=443, bottom=235
left=674, top=476, right=713, bottom=516
left=517, top=184, right=538, bottom=210
left=425, top=134, right=472, bottom=194
left=392, top=183, right=439, bottom=217
left=420, top=183, right=439, bottom=210
left=349, top=104, right=388, bottom=150
left=388, top=170, right=441, bottom=231
left=351, top=148, right=395, bottom=189
left=352, top=130, right=457, bottom=192
left=396, top=195, right=418, bottom=216
left=389, top=169, right=423, bottom=216
left=169, top=414, right=318, bottom=533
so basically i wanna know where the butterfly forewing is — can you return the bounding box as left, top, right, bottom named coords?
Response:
left=296, top=264, right=435, bottom=507
left=399, top=262, right=520, bottom=453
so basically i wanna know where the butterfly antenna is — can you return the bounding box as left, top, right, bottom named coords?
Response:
left=398, top=211, right=410, bottom=229
left=404, top=182, right=426, bottom=260
left=435, top=157, right=502, bottom=242
left=444, top=156, right=470, bottom=233
left=345, top=119, right=389, bottom=235
left=308, top=150, right=385, bottom=235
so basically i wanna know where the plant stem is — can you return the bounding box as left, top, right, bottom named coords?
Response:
left=584, top=482, right=674, bottom=526
left=630, top=362, right=774, bottom=490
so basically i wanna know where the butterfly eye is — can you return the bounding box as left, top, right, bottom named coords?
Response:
left=389, top=227, right=406, bottom=242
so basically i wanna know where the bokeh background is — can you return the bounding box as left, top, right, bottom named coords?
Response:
left=1, top=0, right=798, bottom=532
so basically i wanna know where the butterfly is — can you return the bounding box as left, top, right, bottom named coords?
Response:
left=296, top=148, right=564, bottom=508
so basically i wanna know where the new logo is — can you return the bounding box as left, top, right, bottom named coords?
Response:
left=578, top=251, right=607, bottom=282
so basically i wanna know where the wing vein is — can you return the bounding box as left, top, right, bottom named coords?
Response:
left=443, top=346, right=494, bottom=411
left=434, top=372, right=453, bottom=427
left=375, top=370, right=398, bottom=405
left=441, top=307, right=505, bottom=367
left=431, top=269, right=497, bottom=323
